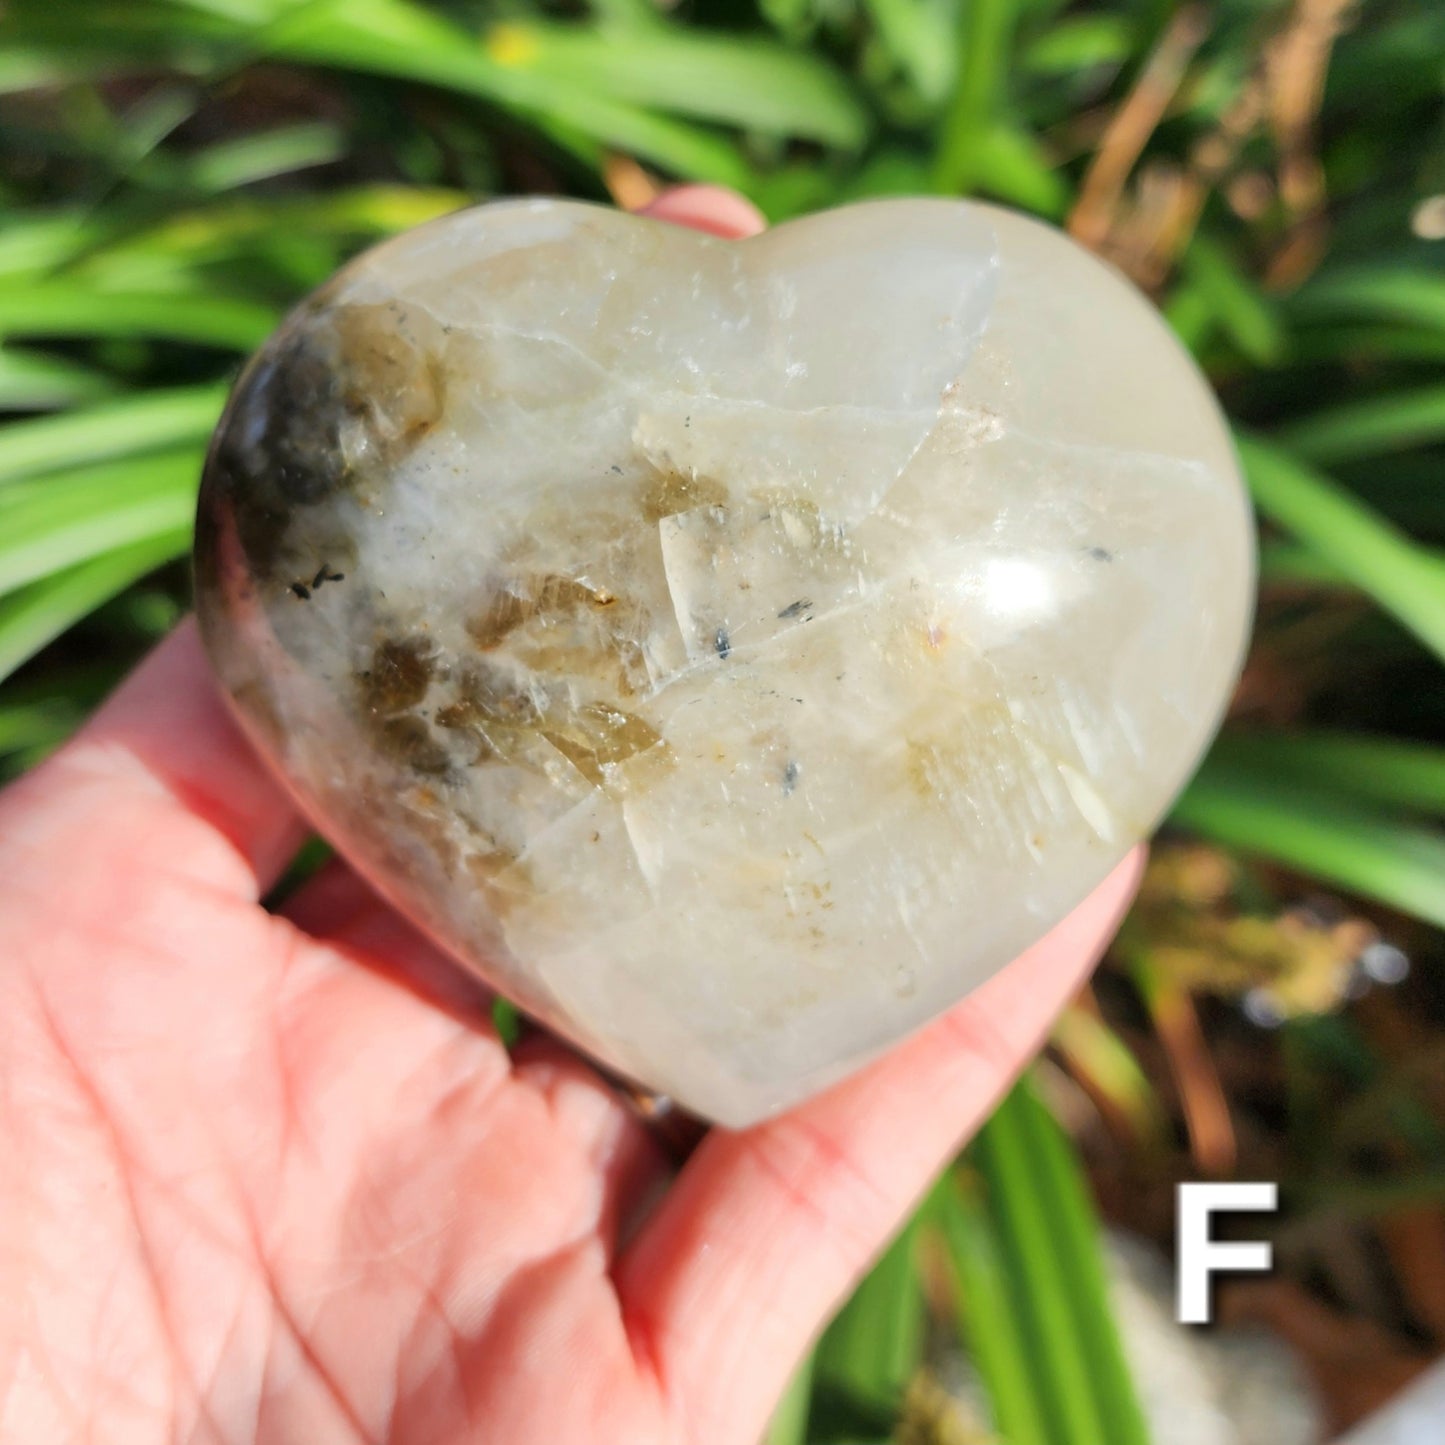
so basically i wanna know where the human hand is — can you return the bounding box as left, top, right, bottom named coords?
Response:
left=0, top=186, right=1143, bottom=1445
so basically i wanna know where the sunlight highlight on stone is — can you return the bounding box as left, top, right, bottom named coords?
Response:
left=980, top=557, right=1058, bottom=626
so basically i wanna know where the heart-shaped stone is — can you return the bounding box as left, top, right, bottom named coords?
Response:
left=196, top=198, right=1253, bottom=1126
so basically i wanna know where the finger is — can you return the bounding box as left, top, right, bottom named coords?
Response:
left=287, top=858, right=673, bottom=1249
left=509, top=1035, right=673, bottom=1256
left=4, top=619, right=306, bottom=903
left=281, top=857, right=496, bottom=1022
left=639, top=184, right=767, bottom=238
left=615, top=850, right=1145, bottom=1442
left=286, top=856, right=675, bottom=1244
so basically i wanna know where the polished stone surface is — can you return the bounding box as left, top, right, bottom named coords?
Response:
left=195, top=198, right=1254, bottom=1125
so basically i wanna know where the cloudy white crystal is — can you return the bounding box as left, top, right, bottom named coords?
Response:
left=196, top=198, right=1254, bottom=1126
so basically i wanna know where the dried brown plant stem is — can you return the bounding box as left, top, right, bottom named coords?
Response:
left=1263, top=0, right=1357, bottom=287
left=1068, top=6, right=1210, bottom=259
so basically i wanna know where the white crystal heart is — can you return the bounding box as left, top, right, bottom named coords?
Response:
left=196, top=198, right=1254, bottom=1126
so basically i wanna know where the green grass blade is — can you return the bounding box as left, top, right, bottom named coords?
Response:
left=3, top=0, right=240, bottom=45
left=0, top=664, right=129, bottom=772
left=1022, top=15, right=1133, bottom=74
left=0, top=348, right=116, bottom=410
left=0, top=47, right=128, bottom=94
left=1290, top=268, right=1445, bottom=332
left=0, top=209, right=102, bottom=280
left=973, top=123, right=1070, bottom=217
left=263, top=0, right=755, bottom=186
left=861, top=0, right=956, bottom=104
left=813, top=1210, right=926, bottom=1421
left=0, top=528, right=190, bottom=684
left=0, top=451, right=200, bottom=595
left=764, top=1350, right=814, bottom=1445
left=1278, top=384, right=1445, bottom=465
left=933, top=0, right=1018, bottom=192
left=0, top=384, right=227, bottom=487
left=184, top=121, right=349, bottom=190
left=966, top=1077, right=1149, bottom=1445
left=1257, top=540, right=1353, bottom=587
left=9, top=0, right=757, bottom=185
left=1051, top=1007, right=1165, bottom=1148
left=1238, top=435, right=1445, bottom=664
left=0, top=284, right=277, bottom=349
left=486, top=23, right=869, bottom=148
left=1174, top=759, right=1445, bottom=929
left=1011, top=1080, right=1149, bottom=1445
left=1289, top=324, right=1445, bottom=367
left=936, top=1172, right=1051, bottom=1445
left=0, top=695, right=84, bottom=756
left=1207, top=732, right=1445, bottom=818
left=97, top=186, right=466, bottom=271
left=1182, top=237, right=1286, bottom=367
left=0, top=186, right=459, bottom=295
left=1163, top=280, right=1213, bottom=356
left=586, top=0, right=665, bottom=28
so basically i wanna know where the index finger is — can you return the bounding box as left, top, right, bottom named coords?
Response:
left=3, top=619, right=307, bottom=902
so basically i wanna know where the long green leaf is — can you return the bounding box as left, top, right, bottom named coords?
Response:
left=0, top=209, right=101, bottom=280
left=813, top=1210, right=926, bottom=1422
left=1012, top=1079, right=1149, bottom=1445
left=1238, top=435, right=1445, bottom=665
left=124, top=186, right=467, bottom=257
left=184, top=121, right=349, bottom=191
left=0, top=384, right=226, bottom=488
left=1257, top=540, right=1353, bottom=587
left=0, top=451, right=200, bottom=594
left=0, top=696, right=83, bottom=756
left=1290, top=268, right=1445, bottom=333
left=8, top=0, right=758, bottom=185
left=1289, top=324, right=1445, bottom=367
left=1278, top=383, right=1445, bottom=465
left=1175, top=760, right=1445, bottom=929
left=1207, top=731, right=1445, bottom=818
left=973, top=124, right=1070, bottom=217
left=933, top=0, right=1018, bottom=192
left=263, top=0, right=755, bottom=186
left=937, top=1172, right=1051, bottom=1445
left=485, top=23, right=869, bottom=148
left=0, top=348, right=116, bottom=411
left=1183, top=237, right=1286, bottom=367
left=0, top=285, right=277, bottom=349
left=965, top=1077, right=1148, bottom=1445
left=764, top=1350, right=815, bottom=1445
left=3, top=0, right=259, bottom=51
left=0, top=46, right=130, bottom=94
left=861, top=0, right=956, bottom=103
left=587, top=0, right=664, bottom=29
left=0, top=187, right=459, bottom=292
left=1022, top=15, right=1133, bottom=74
left=0, top=529, right=191, bottom=684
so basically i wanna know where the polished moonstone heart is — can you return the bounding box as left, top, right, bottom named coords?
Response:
left=196, top=198, right=1253, bottom=1126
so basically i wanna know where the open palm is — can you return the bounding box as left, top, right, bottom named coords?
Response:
left=0, top=190, right=1141, bottom=1445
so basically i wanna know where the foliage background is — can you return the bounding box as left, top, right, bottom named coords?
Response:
left=1, top=0, right=1443, bottom=1439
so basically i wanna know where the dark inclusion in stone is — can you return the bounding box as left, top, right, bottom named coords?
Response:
left=360, top=637, right=454, bottom=778
left=196, top=296, right=446, bottom=588
left=362, top=636, right=440, bottom=717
